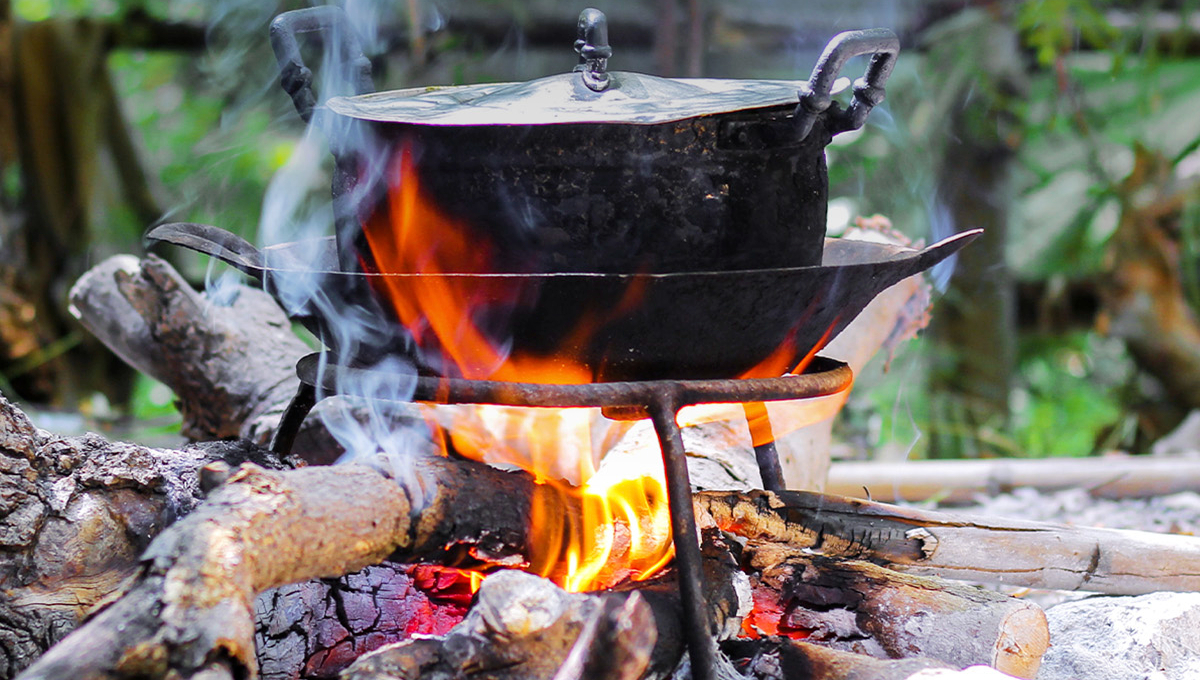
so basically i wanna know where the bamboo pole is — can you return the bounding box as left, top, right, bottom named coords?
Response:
left=826, top=455, right=1200, bottom=504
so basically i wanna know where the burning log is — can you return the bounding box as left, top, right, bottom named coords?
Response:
left=343, top=571, right=661, bottom=680
left=341, top=533, right=747, bottom=680
left=739, top=544, right=1046, bottom=678
left=15, top=450, right=744, bottom=680
left=4, top=405, right=1043, bottom=680
left=6, top=424, right=1044, bottom=680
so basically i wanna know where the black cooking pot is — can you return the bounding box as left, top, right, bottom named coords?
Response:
left=149, top=8, right=978, bottom=383
left=269, top=6, right=899, bottom=274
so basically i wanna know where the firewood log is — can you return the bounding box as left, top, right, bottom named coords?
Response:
left=739, top=543, right=1046, bottom=679
left=0, top=392, right=290, bottom=678
left=724, top=638, right=957, bottom=680
left=698, top=489, right=1200, bottom=594
left=826, top=455, right=1200, bottom=504
left=16, top=461, right=420, bottom=680
left=68, top=254, right=311, bottom=444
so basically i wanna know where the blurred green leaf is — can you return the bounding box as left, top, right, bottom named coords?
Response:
left=1017, top=0, right=1119, bottom=66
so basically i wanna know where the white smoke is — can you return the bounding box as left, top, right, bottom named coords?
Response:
left=254, top=1, right=428, bottom=484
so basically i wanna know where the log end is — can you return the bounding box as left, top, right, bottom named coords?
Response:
left=992, top=604, right=1049, bottom=679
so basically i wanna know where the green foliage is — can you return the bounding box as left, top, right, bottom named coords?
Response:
left=13, top=0, right=120, bottom=21
left=1010, top=332, right=1131, bottom=456
left=1012, top=54, right=1200, bottom=281
left=849, top=330, right=1133, bottom=459
left=129, top=373, right=179, bottom=422
left=1017, top=0, right=1119, bottom=66
left=106, top=49, right=297, bottom=262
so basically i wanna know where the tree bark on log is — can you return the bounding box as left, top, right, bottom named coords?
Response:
left=16, top=457, right=525, bottom=680
left=69, top=254, right=311, bottom=444
left=0, top=391, right=291, bottom=678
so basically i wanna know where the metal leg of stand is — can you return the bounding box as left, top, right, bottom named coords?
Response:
left=743, top=402, right=785, bottom=491
left=649, top=398, right=717, bottom=680
left=270, top=381, right=317, bottom=454
left=752, top=439, right=786, bottom=492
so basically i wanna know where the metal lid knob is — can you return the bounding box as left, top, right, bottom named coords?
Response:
left=574, top=8, right=612, bottom=92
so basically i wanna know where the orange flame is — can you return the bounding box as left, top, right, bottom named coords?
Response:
left=359, top=139, right=845, bottom=591
left=361, top=140, right=601, bottom=384
left=362, top=141, right=673, bottom=590
left=679, top=318, right=851, bottom=445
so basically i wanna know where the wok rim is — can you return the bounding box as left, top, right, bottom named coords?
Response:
left=257, top=229, right=982, bottom=279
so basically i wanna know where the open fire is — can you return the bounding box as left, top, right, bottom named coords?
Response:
left=121, top=7, right=993, bottom=680
left=358, top=136, right=863, bottom=593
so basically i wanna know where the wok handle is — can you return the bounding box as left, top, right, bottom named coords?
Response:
left=795, top=28, right=899, bottom=142
left=269, top=6, right=375, bottom=124
left=145, top=223, right=266, bottom=280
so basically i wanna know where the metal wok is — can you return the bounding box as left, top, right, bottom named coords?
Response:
left=148, top=222, right=980, bottom=382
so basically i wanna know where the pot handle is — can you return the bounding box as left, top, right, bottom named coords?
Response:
left=269, top=6, right=376, bottom=124
left=795, top=28, right=899, bottom=142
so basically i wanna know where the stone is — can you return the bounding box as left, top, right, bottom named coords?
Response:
left=1037, top=592, right=1200, bottom=680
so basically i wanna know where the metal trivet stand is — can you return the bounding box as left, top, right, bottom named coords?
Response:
left=270, top=353, right=853, bottom=680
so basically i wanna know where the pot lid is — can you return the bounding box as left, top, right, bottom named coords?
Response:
left=286, top=7, right=896, bottom=137
left=325, top=8, right=811, bottom=126
left=324, top=73, right=810, bottom=126
left=324, top=7, right=902, bottom=129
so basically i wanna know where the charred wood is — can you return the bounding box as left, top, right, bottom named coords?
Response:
left=699, top=489, right=1200, bottom=595
left=254, top=563, right=477, bottom=680
left=342, top=571, right=660, bottom=680
left=738, top=543, right=1046, bottom=679
left=0, top=392, right=290, bottom=678
left=342, top=529, right=747, bottom=680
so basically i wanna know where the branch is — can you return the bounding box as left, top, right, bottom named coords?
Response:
left=69, top=255, right=311, bottom=444
left=826, top=455, right=1200, bottom=504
